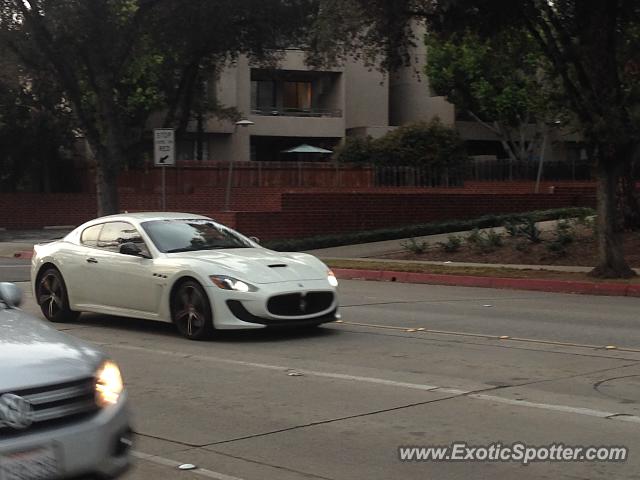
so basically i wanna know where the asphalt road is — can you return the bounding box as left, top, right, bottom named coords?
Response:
left=0, top=258, right=30, bottom=282
left=9, top=278, right=640, bottom=480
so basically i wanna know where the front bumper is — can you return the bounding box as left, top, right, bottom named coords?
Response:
left=206, top=279, right=339, bottom=329
left=0, top=392, right=131, bottom=479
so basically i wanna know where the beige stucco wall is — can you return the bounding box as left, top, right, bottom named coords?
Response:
left=344, top=60, right=389, bottom=130
left=389, top=21, right=454, bottom=126
left=248, top=115, right=345, bottom=138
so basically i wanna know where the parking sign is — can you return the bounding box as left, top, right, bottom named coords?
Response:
left=154, top=128, right=175, bottom=166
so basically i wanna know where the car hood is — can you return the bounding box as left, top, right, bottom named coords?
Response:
left=0, top=308, right=103, bottom=392
left=170, top=248, right=327, bottom=284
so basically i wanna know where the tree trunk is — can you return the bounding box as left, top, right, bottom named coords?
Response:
left=94, top=151, right=119, bottom=217
left=89, top=129, right=122, bottom=216
left=589, top=156, right=636, bottom=278
left=619, top=153, right=640, bottom=230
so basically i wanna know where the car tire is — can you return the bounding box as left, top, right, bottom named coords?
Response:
left=37, top=268, right=80, bottom=323
left=171, top=280, right=214, bottom=340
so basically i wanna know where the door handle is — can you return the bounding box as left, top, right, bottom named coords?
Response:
left=86, top=258, right=98, bottom=264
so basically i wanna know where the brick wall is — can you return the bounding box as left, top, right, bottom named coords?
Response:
left=0, top=183, right=596, bottom=238
left=230, top=191, right=596, bottom=239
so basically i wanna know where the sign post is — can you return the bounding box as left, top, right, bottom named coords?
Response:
left=153, top=129, right=175, bottom=211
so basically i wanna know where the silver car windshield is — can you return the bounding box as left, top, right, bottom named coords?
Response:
left=141, top=219, right=253, bottom=253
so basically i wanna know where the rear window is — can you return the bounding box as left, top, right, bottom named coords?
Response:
left=80, top=224, right=103, bottom=247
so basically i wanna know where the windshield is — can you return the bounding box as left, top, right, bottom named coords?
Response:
left=141, top=219, right=253, bottom=253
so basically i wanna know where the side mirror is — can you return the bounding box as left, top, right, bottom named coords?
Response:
left=249, top=236, right=260, bottom=245
left=120, top=242, right=145, bottom=257
left=0, top=282, right=23, bottom=308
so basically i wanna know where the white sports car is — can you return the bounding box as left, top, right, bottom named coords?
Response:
left=31, top=212, right=340, bottom=340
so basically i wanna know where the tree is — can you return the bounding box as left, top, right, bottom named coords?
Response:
left=0, top=43, right=77, bottom=192
left=310, top=0, right=640, bottom=278
left=0, top=0, right=313, bottom=215
left=425, top=28, right=555, bottom=164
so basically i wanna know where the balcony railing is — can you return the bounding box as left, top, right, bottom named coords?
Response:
left=251, top=107, right=343, bottom=118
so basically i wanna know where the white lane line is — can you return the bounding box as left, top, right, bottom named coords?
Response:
left=105, top=343, right=447, bottom=392
left=107, top=343, right=640, bottom=425
left=132, top=450, right=246, bottom=480
left=469, top=394, right=616, bottom=418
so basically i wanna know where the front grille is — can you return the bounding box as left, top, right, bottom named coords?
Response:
left=0, top=377, right=98, bottom=439
left=267, top=292, right=334, bottom=317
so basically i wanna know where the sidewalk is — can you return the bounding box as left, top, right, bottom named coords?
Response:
left=304, top=220, right=640, bottom=298
left=0, top=228, right=70, bottom=258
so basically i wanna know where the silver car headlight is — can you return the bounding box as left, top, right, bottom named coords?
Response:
left=327, top=269, right=339, bottom=287
left=95, top=360, right=124, bottom=408
left=210, top=275, right=257, bottom=292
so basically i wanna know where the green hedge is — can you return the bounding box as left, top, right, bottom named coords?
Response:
left=262, top=207, right=594, bottom=252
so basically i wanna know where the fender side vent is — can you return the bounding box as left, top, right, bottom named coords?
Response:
left=268, top=264, right=288, bottom=268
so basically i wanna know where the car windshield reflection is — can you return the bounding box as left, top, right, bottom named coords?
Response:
left=141, top=219, right=253, bottom=253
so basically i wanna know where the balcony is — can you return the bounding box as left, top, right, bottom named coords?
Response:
left=251, top=107, right=342, bottom=118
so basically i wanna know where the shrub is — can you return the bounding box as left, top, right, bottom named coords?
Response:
left=466, top=228, right=483, bottom=245
left=503, top=219, right=523, bottom=237
left=333, top=120, right=467, bottom=176
left=546, top=220, right=576, bottom=255
left=332, top=136, right=377, bottom=164
left=519, top=217, right=543, bottom=243
left=401, top=237, right=429, bottom=254
left=466, top=228, right=503, bottom=253
left=437, top=234, right=462, bottom=253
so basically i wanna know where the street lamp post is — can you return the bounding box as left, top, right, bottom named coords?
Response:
left=224, top=119, right=254, bottom=211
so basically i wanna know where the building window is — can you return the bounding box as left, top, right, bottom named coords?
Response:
left=283, top=81, right=311, bottom=111
left=251, top=80, right=276, bottom=112
left=177, top=139, right=209, bottom=161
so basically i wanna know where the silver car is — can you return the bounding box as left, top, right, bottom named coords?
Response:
left=0, top=283, right=131, bottom=479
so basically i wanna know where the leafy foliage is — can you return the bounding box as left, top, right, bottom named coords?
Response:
left=503, top=216, right=542, bottom=244
left=334, top=120, right=467, bottom=171
left=311, top=0, right=640, bottom=276
left=401, top=237, right=429, bottom=254
left=437, top=234, right=462, bottom=253
left=546, top=220, right=576, bottom=255
left=0, top=0, right=315, bottom=212
left=425, top=28, right=562, bottom=162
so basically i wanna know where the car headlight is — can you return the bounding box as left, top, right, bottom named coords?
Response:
left=95, top=360, right=124, bottom=408
left=210, top=275, right=257, bottom=292
left=327, top=269, right=339, bottom=287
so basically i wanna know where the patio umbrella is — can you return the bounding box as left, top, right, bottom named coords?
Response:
left=282, top=144, right=333, bottom=154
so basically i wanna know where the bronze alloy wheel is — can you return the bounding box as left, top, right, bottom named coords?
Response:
left=37, top=268, right=79, bottom=323
left=172, top=280, right=214, bottom=340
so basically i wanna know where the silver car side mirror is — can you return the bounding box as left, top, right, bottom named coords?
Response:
left=249, top=236, right=260, bottom=245
left=0, top=282, right=23, bottom=308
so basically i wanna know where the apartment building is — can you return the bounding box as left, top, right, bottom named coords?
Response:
left=176, top=40, right=455, bottom=163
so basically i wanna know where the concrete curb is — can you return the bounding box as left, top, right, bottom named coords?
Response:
left=333, top=268, right=640, bottom=298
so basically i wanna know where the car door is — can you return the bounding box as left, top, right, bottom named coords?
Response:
left=84, top=221, right=158, bottom=314
left=64, top=223, right=104, bottom=306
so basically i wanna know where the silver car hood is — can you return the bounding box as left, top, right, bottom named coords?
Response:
left=170, top=248, right=327, bottom=284
left=0, top=308, right=103, bottom=392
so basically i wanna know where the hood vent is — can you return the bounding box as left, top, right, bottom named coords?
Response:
left=268, top=264, right=288, bottom=268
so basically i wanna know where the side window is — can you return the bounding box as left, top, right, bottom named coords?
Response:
left=98, top=222, right=150, bottom=256
left=80, top=224, right=103, bottom=247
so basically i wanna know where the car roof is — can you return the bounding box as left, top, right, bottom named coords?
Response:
left=91, top=212, right=213, bottom=223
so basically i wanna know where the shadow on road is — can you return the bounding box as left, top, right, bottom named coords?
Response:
left=62, top=313, right=340, bottom=343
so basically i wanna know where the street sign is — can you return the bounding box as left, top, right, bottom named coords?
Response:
left=154, top=128, right=175, bottom=166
